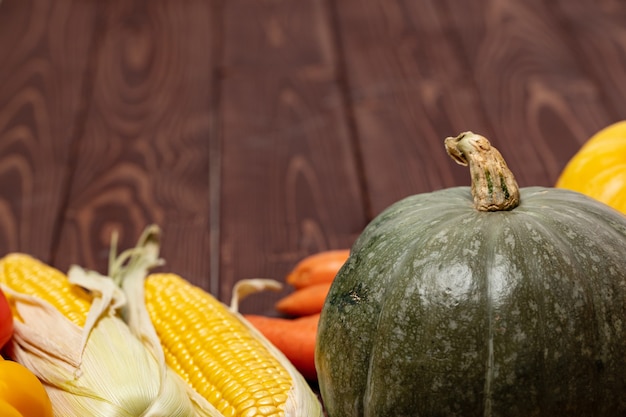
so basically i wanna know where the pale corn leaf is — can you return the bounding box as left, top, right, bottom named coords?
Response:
left=5, top=275, right=215, bottom=416
left=3, top=286, right=83, bottom=378
left=67, top=265, right=126, bottom=353
left=109, top=225, right=166, bottom=365
left=106, top=225, right=225, bottom=417
left=229, top=278, right=283, bottom=312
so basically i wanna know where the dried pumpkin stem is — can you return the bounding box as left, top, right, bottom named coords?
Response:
left=445, top=132, right=520, bottom=211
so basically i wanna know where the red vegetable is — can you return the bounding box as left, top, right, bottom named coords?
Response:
left=0, top=289, right=12, bottom=349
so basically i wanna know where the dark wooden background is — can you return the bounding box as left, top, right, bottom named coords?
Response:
left=0, top=0, right=624, bottom=315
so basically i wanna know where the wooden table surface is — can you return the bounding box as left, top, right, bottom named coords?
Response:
left=0, top=0, right=624, bottom=315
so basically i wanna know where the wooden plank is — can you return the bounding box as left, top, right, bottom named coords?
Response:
left=219, top=0, right=365, bottom=313
left=333, top=0, right=618, bottom=216
left=552, top=0, right=626, bottom=123
left=331, top=0, right=493, bottom=215
left=0, top=0, right=96, bottom=260
left=441, top=0, right=615, bottom=186
left=53, top=0, right=216, bottom=289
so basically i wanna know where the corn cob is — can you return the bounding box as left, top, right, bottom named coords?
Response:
left=0, top=254, right=218, bottom=417
left=0, top=253, right=92, bottom=326
left=109, top=225, right=323, bottom=417
left=0, top=226, right=323, bottom=417
left=115, top=226, right=322, bottom=417
left=145, top=273, right=293, bottom=417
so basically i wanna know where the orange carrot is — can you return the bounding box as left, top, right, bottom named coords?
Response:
left=286, top=249, right=350, bottom=289
left=244, top=313, right=320, bottom=381
left=275, top=282, right=332, bottom=316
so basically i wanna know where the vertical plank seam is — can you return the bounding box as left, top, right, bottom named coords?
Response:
left=49, top=1, right=106, bottom=265
left=322, top=0, right=374, bottom=223
left=209, top=0, right=225, bottom=297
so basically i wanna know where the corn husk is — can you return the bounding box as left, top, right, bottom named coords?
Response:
left=102, top=226, right=223, bottom=416
left=229, top=278, right=325, bottom=416
left=229, top=278, right=283, bottom=312
left=110, top=225, right=325, bottom=417
left=3, top=261, right=221, bottom=416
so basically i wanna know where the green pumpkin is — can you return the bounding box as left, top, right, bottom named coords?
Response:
left=315, top=132, right=626, bottom=417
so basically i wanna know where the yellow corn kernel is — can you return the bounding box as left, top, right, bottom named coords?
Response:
left=145, top=273, right=293, bottom=417
left=0, top=254, right=91, bottom=326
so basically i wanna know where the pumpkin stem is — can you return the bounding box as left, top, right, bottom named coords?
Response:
left=445, top=132, right=520, bottom=211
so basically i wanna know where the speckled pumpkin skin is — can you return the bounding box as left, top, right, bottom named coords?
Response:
left=315, top=186, right=626, bottom=417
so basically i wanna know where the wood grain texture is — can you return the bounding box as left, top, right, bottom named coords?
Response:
left=442, top=0, right=615, bottom=187
left=53, top=0, right=217, bottom=288
left=553, top=0, right=626, bottom=122
left=333, top=0, right=622, bottom=217
left=1, top=0, right=625, bottom=314
left=0, top=0, right=95, bottom=260
left=220, top=0, right=365, bottom=313
left=332, top=0, right=493, bottom=215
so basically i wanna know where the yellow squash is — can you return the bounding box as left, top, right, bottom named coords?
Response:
left=556, top=121, right=626, bottom=214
